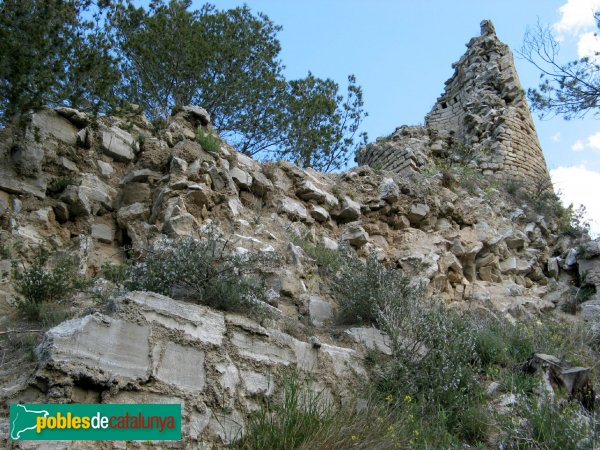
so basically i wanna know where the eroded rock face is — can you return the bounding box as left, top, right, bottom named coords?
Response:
left=33, top=292, right=367, bottom=443
left=0, top=97, right=590, bottom=448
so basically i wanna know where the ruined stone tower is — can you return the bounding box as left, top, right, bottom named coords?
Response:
left=357, top=20, right=552, bottom=190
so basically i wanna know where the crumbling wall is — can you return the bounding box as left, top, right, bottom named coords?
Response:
left=358, top=20, right=552, bottom=190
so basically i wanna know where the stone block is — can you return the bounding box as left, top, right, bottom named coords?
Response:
left=241, top=370, right=274, bottom=396
left=40, top=315, right=151, bottom=382
left=408, top=203, right=430, bottom=224
left=91, top=223, right=114, bottom=244
left=101, top=127, right=137, bottom=162
left=154, top=341, right=205, bottom=392
left=308, top=296, right=333, bottom=326
left=120, top=291, right=226, bottom=346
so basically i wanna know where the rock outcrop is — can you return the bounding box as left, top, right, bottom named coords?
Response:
left=0, top=23, right=595, bottom=449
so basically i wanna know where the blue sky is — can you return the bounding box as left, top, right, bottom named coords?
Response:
left=200, top=0, right=600, bottom=234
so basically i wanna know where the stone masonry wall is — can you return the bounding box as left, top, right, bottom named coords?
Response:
left=358, top=20, right=553, bottom=190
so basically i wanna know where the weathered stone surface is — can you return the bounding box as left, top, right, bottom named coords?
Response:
left=241, top=370, right=274, bottom=396
left=276, top=196, right=310, bottom=222
left=341, top=223, right=369, bottom=248
left=379, top=178, right=399, bottom=202
left=310, top=204, right=330, bottom=222
left=179, top=105, right=211, bottom=126
left=163, top=212, right=197, bottom=236
left=101, top=127, right=137, bottom=162
left=60, top=174, right=115, bottom=217
left=547, top=257, right=560, bottom=279
left=11, top=143, right=44, bottom=176
left=229, top=166, right=253, bottom=189
left=117, top=202, right=150, bottom=227
left=39, top=315, right=150, bottom=382
left=91, top=223, right=114, bottom=243
left=296, top=181, right=337, bottom=208
left=408, top=203, right=430, bottom=224
left=154, top=341, right=205, bottom=392
left=121, top=291, right=226, bottom=345
left=230, top=331, right=295, bottom=365
left=97, top=160, right=114, bottom=178
left=0, top=166, right=46, bottom=198
left=321, top=343, right=366, bottom=377
left=579, top=258, right=600, bottom=287
left=308, top=296, right=333, bottom=326
left=345, top=327, right=392, bottom=355
left=121, top=168, right=160, bottom=185
left=31, top=109, right=78, bottom=145
left=56, top=106, right=90, bottom=128
left=121, top=181, right=152, bottom=206
left=251, top=171, right=274, bottom=194
left=337, top=196, right=361, bottom=222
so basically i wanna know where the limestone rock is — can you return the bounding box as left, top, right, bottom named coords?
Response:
left=101, top=127, right=137, bottom=162
left=229, top=167, right=253, bottom=190
left=345, top=327, right=392, bottom=355
left=276, top=197, right=310, bottom=222
left=336, top=196, right=361, bottom=222
left=179, top=105, right=211, bottom=126
left=163, top=212, right=198, bottom=236
left=117, top=202, right=150, bottom=227
left=310, top=204, right=330, bottom=222
left=379, top=178, right=399, bottom=202
left=341, top=223, right=369, bottom=248
left=30, top=109, right=78, bottom=145
left=38, top=315, right=151, bottom=384
left=91, top=223, right=114, bottom=244
left=308, top=296, right=333, bottom=326
left=408, top=203, right=430, bottom=225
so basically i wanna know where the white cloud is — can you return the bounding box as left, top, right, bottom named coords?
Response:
left=552, top=132, right=561, bottom=142
left=572, top=139, right=585, bottom=151
left=553, top=0, right=600, bottom=36
left=570, top=132, right=600, bottom=151
left=587, top=131, right=600, bottom=149
left=577, top=31, right=600, bottom=59
left=551, top=165, right=600, bottom=236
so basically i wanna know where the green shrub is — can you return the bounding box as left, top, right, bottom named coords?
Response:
left=12, top=247, right=87, bottom=324
left=291, top=233, right=342, bottom=276
left=47, top=177, right=79, bottom=195
left=126, top=233, right=277, bottom=314
left=237, top=377, right=329, bottom=450
left=500, top=397, right=594, bottom=449
left=334, top=250, right=422, bottom=326
left=101, top=262, right=128, bottom=285
left=196, top=128, right=221, bottom=153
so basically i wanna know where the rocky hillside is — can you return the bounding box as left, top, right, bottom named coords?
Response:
left=1, top=20, right=600, bottom=450
left=0, top=102, right=598, bottom=448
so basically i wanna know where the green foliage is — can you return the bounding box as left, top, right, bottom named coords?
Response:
left=290, top=233, right=342, bottom=277
left=101, top=262, right=128, bottom=285
left=2, top=0, right=368, bottom=169
left=47, top=177, right=79, bottom=195
left=283, top=73, right=368, bottom=171
left=12, top=247, right=87, bottom=323
left=236, top=377, right=329, bottom=450
left=333, top=250, right=422, bottom=325
left=500, top=397, right=595, bottom=449
left=195, top=128, right=220, bottom=153
left=0, top=0, right=120, bottom=123
left=125, top=233, right=278, bottom=314
left=107, top=0, right=367, bottom=169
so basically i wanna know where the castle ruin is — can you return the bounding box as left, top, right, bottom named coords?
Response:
left=356, top=20, right=552, bottom=190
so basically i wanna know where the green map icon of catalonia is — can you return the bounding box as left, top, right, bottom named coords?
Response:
left=10, top=404, right=49, bottom=439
